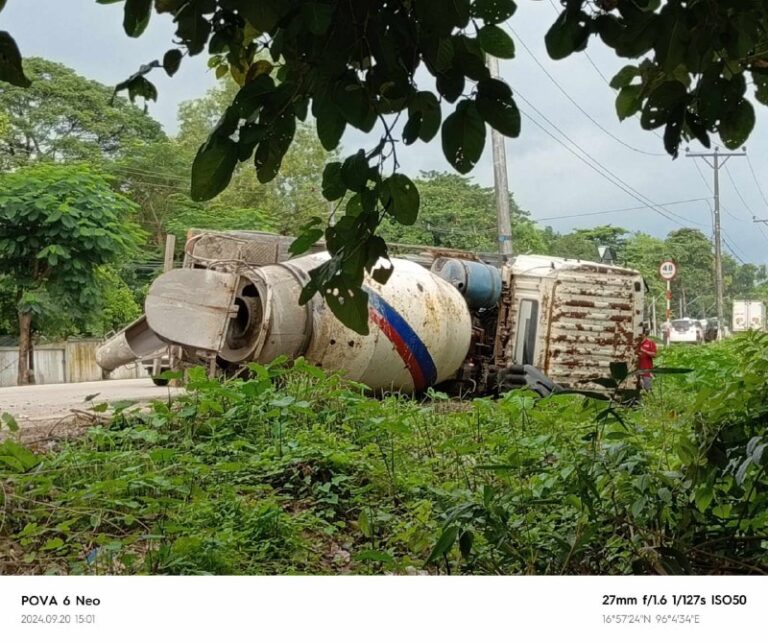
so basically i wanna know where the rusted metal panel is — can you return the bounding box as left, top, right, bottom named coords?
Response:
left=494, top=255, right=643, bottom=389
left=545, top=264, right=643, bottom=388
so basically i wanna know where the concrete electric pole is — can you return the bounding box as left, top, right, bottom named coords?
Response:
left=686, top=147, right=746, bottom=340
left=486, top=55, right=513, bottom=257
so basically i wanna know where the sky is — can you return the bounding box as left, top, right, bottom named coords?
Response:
left=3, top=0, right=768, bottom=266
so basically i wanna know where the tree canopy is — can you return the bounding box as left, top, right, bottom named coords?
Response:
left=0, top=163, right=144, bottom=383
left=1, top=1, right=767, bottom=331
left=378, top=171, right=545, bottom=253
left=0, top=57, right=164, bottom=169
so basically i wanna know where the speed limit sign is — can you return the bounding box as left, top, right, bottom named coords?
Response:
left=659, top=260, right=677, bottom=281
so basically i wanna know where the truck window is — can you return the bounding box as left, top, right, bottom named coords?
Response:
left=514, top=299, right=539, bottom=365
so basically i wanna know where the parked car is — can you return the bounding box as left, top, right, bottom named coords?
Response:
left=668, top=318, right=703, bottom=343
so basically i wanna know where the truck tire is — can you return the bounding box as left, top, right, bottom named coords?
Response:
left=151, top=367, right=170, bottom=386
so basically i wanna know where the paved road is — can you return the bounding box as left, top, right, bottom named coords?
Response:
left=0, top=378, right=184, bottom=426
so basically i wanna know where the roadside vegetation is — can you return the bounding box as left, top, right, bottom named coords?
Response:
left=1, top=333, right=766, bottom=575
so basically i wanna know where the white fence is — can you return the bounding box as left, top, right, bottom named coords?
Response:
left=0, top=339, right=142, bottom=387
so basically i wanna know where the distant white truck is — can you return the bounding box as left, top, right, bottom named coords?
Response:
left=732, top=300, right=766, bottom=332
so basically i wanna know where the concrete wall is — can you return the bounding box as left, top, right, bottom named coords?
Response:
left=0, top=340, right=144, bottom=387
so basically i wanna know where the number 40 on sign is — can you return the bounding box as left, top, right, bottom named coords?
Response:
left=659, top=260, right=677, bottom=281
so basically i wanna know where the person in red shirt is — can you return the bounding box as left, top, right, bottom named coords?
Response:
left=637, top=325, right=657, bottom=391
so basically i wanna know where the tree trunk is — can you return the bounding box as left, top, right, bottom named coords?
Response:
left=17, top=310, right=34, bottom=386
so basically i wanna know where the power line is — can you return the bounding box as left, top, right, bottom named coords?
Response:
left=745, top=155, right=768, bottom=210
left=542, top=0, right=665, bottom=144
left=693, top=159, right=742, bottom=223
left=756, top=224, right=768, bottom=244
left=693, top=158, right=711, bottom=192
left=536, top=198, right=712, bottom=222
left=686, top=147, right=747, bottom=338
left=723, top=165, right=754, bottom=220
left=111, top=165, right=190, bottom=182
left=508, top=24, right=664, bottom=157
left=722, top=234, right=747, bottom=265
left=513, top=89, right=699, bottom=227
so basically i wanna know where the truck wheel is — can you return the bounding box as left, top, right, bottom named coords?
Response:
left=151, top=368, right=170, bottom=386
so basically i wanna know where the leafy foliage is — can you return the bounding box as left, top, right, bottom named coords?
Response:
left=378, top=171, right=545, bottom=253
left=0, top=58, right=164, bottom=170
left=0, top=164, right=144, bottom=382
left=1, top=2, right=768, bottom=330
left=2, top=338, right=768, bottom=574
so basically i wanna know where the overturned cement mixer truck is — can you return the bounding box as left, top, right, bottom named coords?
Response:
left=96, top=230, right=646, bottom=396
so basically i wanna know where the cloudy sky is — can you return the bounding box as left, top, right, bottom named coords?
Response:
left=4, top=0, right=768, bottom=265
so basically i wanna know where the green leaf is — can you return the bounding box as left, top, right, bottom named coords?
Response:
left=222, top=0, right=284, bottom=33
left=0, top=31, right=30, bottom=87
left=615, top=85, right=642, bottom=120
left=354, top=550, right=394, bottom=563
left=380, top=174, right=420, bottom=225
left=752, top=71, right=768, bottom=106
left=0, top=440, right=39, bottom=473
left=115, top=75, right=158, bottom=103
left=640, top=81, right=687, bottom=130
left=587, top=377, right=617, bottom=389
left=324, top=281, right=369, bottom=335
left=436, top=70, right=465, bottom=103
left=405, top=91, right=441, bottom=143
left=2, top=412, right=19, bottom=433
left=357, top=509, right=372, bottom=537
left=162, top=49, right=183, bottom=77
left=458, top=530, right=474, bottom=559
left=191, top=136, right=239, bottom=201
left=719, top=99, right=754, bottom=149
left=314, top=100, right=347, bottom=151
left=341, top=150, right=369, bottom=192
left=545, top=10, right=589, bottom=60
left=123, top=0, right=152, bottom=38
left=254, top=114, right=296, bottom=183
left=289, top=222, right=324, bottom=256
left=301, top=2, right=333, bottom=35
left=425, top=525, right=459, bottom=565
left=712, top=504, right=732, bottom=519
left=334, top=80, right=376, bottom=132
left=478, top=25, right=515, bottom=58
left=476, top=93, right=520, bottom=137
left=694, top=485, right=714, bottom=512
left=609, top=362, right=629, bottom=382
left=610, top=65, right=639, bottom=90
left=472, top=0, right=517, bottom=23
left=322, top=162, right=346, bottom=201
left=552, top=389, right=611, bottom=401
left=42, top=537, right=65, bottom=551
left=442, top=100, right=486, bottom=173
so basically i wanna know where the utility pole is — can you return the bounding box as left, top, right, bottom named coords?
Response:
left=686, top=146, right=746, bottom=340
left=487, top=55, right=513, bottom=257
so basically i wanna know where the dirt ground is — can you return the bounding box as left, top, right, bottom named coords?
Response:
left=0, top=378, right=184, bottom=446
